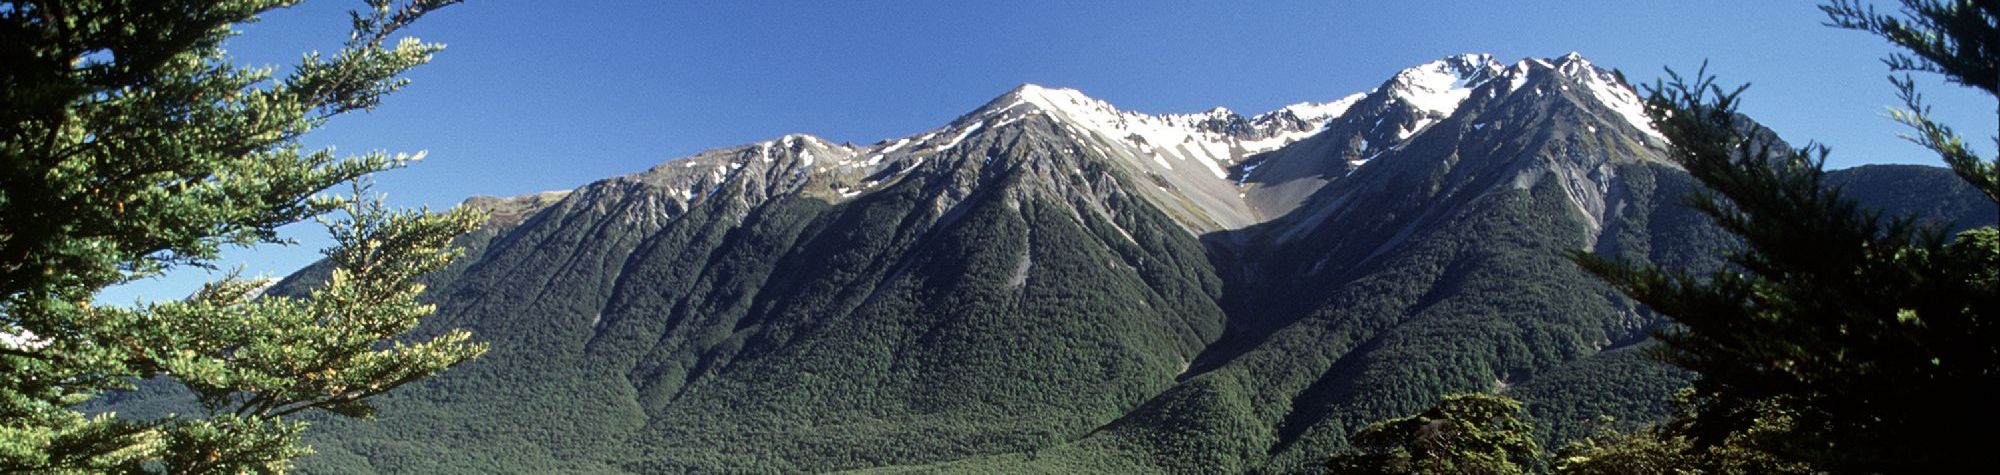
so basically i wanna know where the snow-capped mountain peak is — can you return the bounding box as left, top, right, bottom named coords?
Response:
left=1545, top=53, right=1663, bottom=139
left=1372, top=53, right=1507, bottom=139
left=1364, top=52, right=1661, bottom=142
left=1552, top=51, right=1594, bottom=75
left=897, top=83, right=1377, bottom=230
left=1265, top=93, right=1366, bottom=128
left=958, top=83, right=1359, bottom=172
left=1385, top=55, right=1502, bottom=111
left=992, top=83, right=1112, bottom=119
left=629, top=53, right=1670, bottom=232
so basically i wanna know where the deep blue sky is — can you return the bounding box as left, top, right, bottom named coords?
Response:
left=100, top=0, right=1997, bottom=303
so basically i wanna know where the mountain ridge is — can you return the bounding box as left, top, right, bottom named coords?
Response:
left=475, top=52, right=1669, bottom=240
left=181, top=52, right=1996, bottom=474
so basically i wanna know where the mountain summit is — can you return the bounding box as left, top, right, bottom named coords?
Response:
left=156, top=54, right=1991, bottom=474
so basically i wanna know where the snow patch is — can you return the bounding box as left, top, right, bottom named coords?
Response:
left=1271, top=92, right=1366, bottom=127
left=1551, top=54, right=1665, bottom=139
left=1402, top=118, right=1437, bottom=139
left=1006, top=84, right=1355, bottom=176
left=1236, top=162, right=1262, bottom=186
left=1386, top=54, right=1498, bottom=121
left=989, top=115, right=1025, bottom=130
left=930, top=121, right=985, bottom=152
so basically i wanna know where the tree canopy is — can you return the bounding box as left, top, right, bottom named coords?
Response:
left=1326, top=394, right=1543, bottom=475
left=1572, top=0, right=1997, bottom=471
left=0, top=1, right=484, bottom=472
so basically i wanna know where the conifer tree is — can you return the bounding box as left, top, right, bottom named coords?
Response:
left=0, top=1, right=486, bottom=472
left=1574, top=0, right=1996, bottom=471
left=1325, top=394, right=1543, bottom=475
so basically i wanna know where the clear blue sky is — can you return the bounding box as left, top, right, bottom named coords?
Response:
left=99, top=0, right=1997, bottom=303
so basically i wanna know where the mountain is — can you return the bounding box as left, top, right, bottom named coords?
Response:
left=128, top=53, right=1989, bottom=474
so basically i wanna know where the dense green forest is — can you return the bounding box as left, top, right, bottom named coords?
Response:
left=239, top=63, right=1985, bottom=474
left=68, top=2, right=1996, bottom=473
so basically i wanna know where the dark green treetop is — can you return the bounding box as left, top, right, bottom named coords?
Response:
left=1326, top=393, right=1543, bottom=475
left=1573, top=0, right=1997, bottom=471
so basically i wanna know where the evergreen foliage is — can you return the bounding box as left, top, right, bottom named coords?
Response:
left=1553, top=397, right=1818, bottom=475
left=1573, top=0, right=1998, bottom=471
left=0, top=1, right=484, bottom=472
left=1324, top=393, right=1818, bottom=475
left=1325, top=393, right=1542, bottom=475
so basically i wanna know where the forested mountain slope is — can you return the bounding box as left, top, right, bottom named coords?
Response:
left=180, top=54, right=1992, bottom=474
